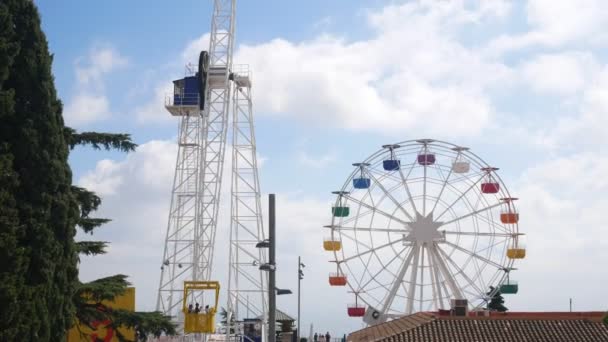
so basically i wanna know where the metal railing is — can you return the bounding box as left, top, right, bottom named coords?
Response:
left=166, top=93, right=200, bottom=107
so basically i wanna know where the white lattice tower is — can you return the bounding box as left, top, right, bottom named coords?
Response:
left=156, top=0, right=236, bottom=325
left=227, top=65, right=268, bottom=332
left=197, top=0, right=237, bottom=282
left=156, top=65, right=202, bottom=322
left=157, top=0, right=268, bottom=336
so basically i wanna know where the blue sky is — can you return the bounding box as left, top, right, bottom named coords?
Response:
left=38, top=0, right=608, bottom=336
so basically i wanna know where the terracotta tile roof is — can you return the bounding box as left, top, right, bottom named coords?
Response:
left=347, top=312, right=608, bottom=342
left=348, top=313, right=435, bottom=342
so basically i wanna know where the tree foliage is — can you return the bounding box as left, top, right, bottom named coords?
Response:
left=0, top=0, right=78, bottom=339
left=0, top=1, right=174, bottom=340
left=220, top=307, right=236, bottom=334
left=67, top=114, right=176, bottom=342
left=487, top=286, right=508, bottom=312
left=64, top=127, right=137, bottom=152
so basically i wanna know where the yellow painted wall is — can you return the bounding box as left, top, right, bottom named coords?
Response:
left=67, top=287, right=136, bottom=342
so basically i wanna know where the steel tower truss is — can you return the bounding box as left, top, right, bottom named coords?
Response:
left=157, top=105, right=202, bottom=319
left=157, top=0, right=268, bottom=335
left=227, top=66, right=268, bottom=329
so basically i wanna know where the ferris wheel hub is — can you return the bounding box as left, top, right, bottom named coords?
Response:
left=405, top=212, right=444, bottom=244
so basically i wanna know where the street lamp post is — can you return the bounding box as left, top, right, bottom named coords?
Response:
left=269, top=194, right=276, bottom=342
left=297, top=257, right=305, bottom=342
left=256, top=194, right=292, bottom=342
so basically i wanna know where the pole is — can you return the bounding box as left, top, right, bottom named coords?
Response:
left=269, top=194, right=276, bottom=342
left=569, top=298, right=572, bottom=312
left=297, top=256, right=301, bottom=342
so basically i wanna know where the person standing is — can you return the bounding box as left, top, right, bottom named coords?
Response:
left=314, top=332, right=318, bottom=342
left=325, top=332, right=331, bottom=342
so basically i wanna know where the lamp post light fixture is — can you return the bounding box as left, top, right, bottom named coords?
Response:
left=259, top=263, right=276, bottom=271
left=256, top=239, right=271, bottom=248
left=276, top=288, right=292, bottom=296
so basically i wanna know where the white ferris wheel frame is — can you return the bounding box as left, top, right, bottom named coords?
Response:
left=328, top=139, right=523, bottom=318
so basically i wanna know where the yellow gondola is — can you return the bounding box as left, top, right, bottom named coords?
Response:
left=507, top=248, right=526, bottom=259
left=323, top=238, right=342, bottom=251
left=183, top=281, right=220, bottom=334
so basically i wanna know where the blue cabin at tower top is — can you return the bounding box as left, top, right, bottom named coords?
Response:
left=173, top=74, right=200, bottom=106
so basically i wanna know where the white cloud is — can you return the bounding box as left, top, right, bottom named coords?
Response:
left=64, top=45, right=128, bottom=127
left=78, top=159, right=123, bottom=196
left=134, top=82, right=175, bottom=123
left=78, top=140, right=177, bottom=196
left=233, top=1, right=513, bottom=137
left=135, top=2, right=515, bottom=136
left=531, top=65, right=608, bottom=149
left=489, top=0, right=608, bottom=54
left=509, top=153, right=608, bottom=311
left=63, top=93, right=112, bottom=127
left=181, top=33, right=211, bottom=64
left=526, top=0, right=608, bottom=45
left=520, top=52, right=599, bottom=95
left=75, top=46, right=128, bottom=87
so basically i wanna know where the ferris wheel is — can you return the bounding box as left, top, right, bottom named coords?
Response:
left=323, top=139, right=526, bottom=323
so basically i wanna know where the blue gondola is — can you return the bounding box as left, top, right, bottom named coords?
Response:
left=383, top=160, right=400, bottom=171
left=353, top=178, right=370, bottom=189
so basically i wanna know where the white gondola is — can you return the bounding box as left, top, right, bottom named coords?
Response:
left=451, top=147, right=470, bottom=173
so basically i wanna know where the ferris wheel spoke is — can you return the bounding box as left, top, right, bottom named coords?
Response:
left=359, top=246, right=410, bottom=291
left=436, top=245, right=485, bottom=298
left=396, top=159, right=419, bottom=215
left=465, top=208, right=511, bottom=234
left=427, top=245, right=439, bottom=309
left=442, top=240, right=504, bottom=269
left=406, top=244, right=421, bottom=314
left=419, top=245, right=425, bottom=312
left=429, top=163, right=454, bottom=215
left=435, top=173, right=486, bottom=221
left=338, top=238, right=406, bottom=264
left=338, top=208, right=374, bottom=226
left=448, top=170, right=485, bottom=186
left=379, top=245, right=417, bottom=314
left=440, top=202, right=503, bottom=227
left=429, top=244, right=464, bottom=300
left=338, top=230, right=372, bottom=251
left=332, top=226, right=408, bottom=234
left=427, top=244, right=444, bottom=310
left=441, top=230, right=520, bottom=237
left=343, top=194, right=412, bottom=228
left=363, top=169, right=415, bottom=221
left=423, top=159, right=428, bottom=215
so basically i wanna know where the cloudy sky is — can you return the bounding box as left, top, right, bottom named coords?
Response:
left=38, top=0, right=608, bottom=335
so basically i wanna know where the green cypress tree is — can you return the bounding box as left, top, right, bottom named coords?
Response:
left=1, top=1, right=174, bottom=340
left=0, top=1, right=79, bottom=340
